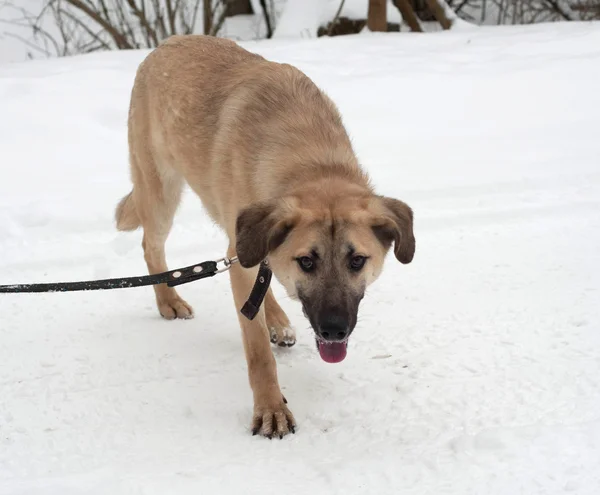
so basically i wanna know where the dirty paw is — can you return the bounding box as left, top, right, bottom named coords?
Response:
left=269, top=326, right=296, bottom=347
left=251, top=401, right=296, bottom=439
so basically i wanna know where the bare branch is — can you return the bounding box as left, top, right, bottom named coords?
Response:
left=59, top=7, right=111, bottom=51
left=544, top=0, right=575, bottom=19
left=165, top=0, right=176, bottom=33
left=188, top=0, right=203, bottom=34
left=125, top=0, right=159, bottom=45
left=151, top=0, right=168, bottom=39
left=259, top=0, right=273, bottom=38
left=210, top=1, right=229, bottom=36
left=3, top=31, right=53, bottom=57
left=62, top=0, right=133, bottom=48
left=327, top=0, right=346, bottom=35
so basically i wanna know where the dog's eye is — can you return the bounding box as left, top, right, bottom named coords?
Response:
left=349, top=255, right=367, bottom=272
left=297, top=256, right=315, bottom=273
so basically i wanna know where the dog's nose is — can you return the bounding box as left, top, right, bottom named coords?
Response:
left=319, top=313, right=349, bottom=341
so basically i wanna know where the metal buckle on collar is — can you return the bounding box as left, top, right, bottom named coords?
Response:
left=216, top=256, right=239, bottom=273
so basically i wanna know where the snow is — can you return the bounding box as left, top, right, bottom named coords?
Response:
left=2, top=21, right=600, bottom=495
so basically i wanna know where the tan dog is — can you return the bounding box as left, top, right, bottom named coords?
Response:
left=115, top=35, right=415, bottom=438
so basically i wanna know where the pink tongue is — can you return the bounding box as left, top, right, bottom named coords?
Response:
left=318, top=342, right=348, bottom=363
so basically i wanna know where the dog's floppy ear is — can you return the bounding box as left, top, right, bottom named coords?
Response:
left=236, top=200, right=296, bottom=268
left=371, top=196, right=415, bottom=264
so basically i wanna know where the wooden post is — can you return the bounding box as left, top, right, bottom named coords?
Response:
left=367, top=0, right=388, bottom=32
left=393, top=0, right=423, bottom=32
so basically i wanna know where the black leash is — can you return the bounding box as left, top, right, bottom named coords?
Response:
left=0, top=256, right=271, bottom=321
left=0, top=259, right=223, bottom=293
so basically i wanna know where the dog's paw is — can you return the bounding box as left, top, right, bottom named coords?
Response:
left=158, top=297, right=194, bottom=320
left=251, top=399, right=296, bottom=439
left=270, top=325, right=296, bottom=347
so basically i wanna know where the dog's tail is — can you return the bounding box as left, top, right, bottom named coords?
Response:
left=115, top=190, right=141, bottom=231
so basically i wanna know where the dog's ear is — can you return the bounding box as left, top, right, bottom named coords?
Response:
left=371, top=196, right=415, bottom=264
left=236, top=200, right=295, bottom=268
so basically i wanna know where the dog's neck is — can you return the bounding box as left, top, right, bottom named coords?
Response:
left=280, top=161, right=372, bottom=196
left=281, top=165, right=374, bottom=210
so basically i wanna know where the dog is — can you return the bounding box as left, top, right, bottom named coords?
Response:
left=115, top=35, right=415, bottom=438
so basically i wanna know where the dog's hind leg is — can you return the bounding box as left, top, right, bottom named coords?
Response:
left=130, top=150, right=193, bottom=320
left=265, top=289, right=296, bottom=347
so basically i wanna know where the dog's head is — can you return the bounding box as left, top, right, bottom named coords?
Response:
left=235, top=182, right=415, bottom=363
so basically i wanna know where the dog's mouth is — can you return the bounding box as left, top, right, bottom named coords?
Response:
left=315, top=337, right=348, bottom=364
left=302, top=301, right=350, bottom=363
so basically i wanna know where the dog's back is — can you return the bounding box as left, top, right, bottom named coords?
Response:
left=125, top=35, right=361, bottom=232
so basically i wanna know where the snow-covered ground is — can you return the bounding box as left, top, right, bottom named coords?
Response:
left=1, top=22, right=600, bottom=495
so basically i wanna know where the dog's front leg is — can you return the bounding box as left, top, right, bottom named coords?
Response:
left=228, top=258, right=296, bottom=438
